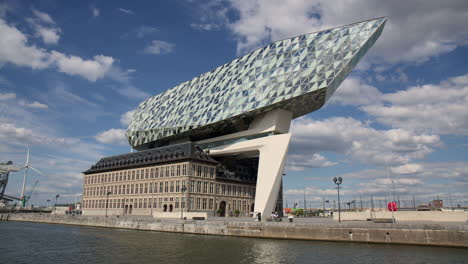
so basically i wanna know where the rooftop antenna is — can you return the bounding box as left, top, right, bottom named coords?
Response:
left=20, top=147, right=44, bottom=207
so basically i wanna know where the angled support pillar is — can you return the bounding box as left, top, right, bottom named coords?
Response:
left=208, top=133, right=291, bottom=222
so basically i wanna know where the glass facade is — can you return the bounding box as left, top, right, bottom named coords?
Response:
left=127, top=18, right=386, bottom=149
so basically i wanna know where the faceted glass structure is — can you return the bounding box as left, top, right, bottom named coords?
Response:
left=127, top=18, right=386, bottom=150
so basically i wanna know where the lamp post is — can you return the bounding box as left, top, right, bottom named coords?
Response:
left=181, top=186, right=187, bottom=220
left=53, top=194, right=60, bottom=214
left=105, top=191, right=112, bottom=217
left=333, top=177, right=342, bottom=223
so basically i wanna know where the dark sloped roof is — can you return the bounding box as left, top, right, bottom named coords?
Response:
left=83, top=142, right=217, bottom=174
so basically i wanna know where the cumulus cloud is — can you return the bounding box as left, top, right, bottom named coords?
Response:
left=330, top=77, right=382, bottom=106
left=362, top=73, right=468, bottom=135
left=32, top=9, right=55, bottom=24
left=50, top=52, right=114, bottom=82
left=193, top=0, right=468, bottom=64
left=145, top=40, right=175, bottom=55
left=286, top=153, right=337, bottom=171
left=285, top=162, right=468, bottom=207
left=0, top=92, right=16, bottom=100
left=0, top=18, right=50, bottom=69
left=33, top=24, right=61, bottom=44
left=120, top=110, right=135, bottom=126
left=290, top=117, right=440, bottom=167
left=0, top=18, right=114, bottom=81
left=0, top=122, right=65, bottom=146
left=28, top=9, right=61, bottom=44
left=18, top=100, right=48, bottom=109
left=95, top=128, right=128, bottom=145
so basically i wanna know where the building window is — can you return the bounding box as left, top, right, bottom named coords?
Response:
left=209, top=198, right=213, bottom=210
left=209, top=183, right=214, bottom=194
left=165, top=181, right=169, bottom=193
left=190, top=181, right=194, bottom=192
left=222, top=184, right=226, bottom=195
left=176, top=165, right=180, bottom=176
left=171, top=166, right=175, bottom=177
left=159, top=182, right=163, bottom=193
left=170, top=181, right=174, bottom=192
left=196, top=198, right=201, bottom=209
left=228, top=185, right=231, bottom=195
left=203, top=182, right=208, bottom=193
left=161, top=167, right=165, bottom=177
left=175, top=197, right=179, bottom=209
left=197, top=181, right=201, bottom=193
left=176, top=181, right=180, bottom=192
left=144, top=183, right=148, bottom=193
left=182, top=164, right=187, bottom=175
left=155, top=168, right=159, bottom=178
left=166, top=167, right=170, bottom=177
left=159, top=198, right=163, bottom=208
left=145, top=169, right=149, bottom=179
left=197, top=165, right=202, bottom=177
left=215, top=184, right=219, bottom=194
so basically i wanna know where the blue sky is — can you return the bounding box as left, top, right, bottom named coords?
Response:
left=1, top=0, right=467, bottom=208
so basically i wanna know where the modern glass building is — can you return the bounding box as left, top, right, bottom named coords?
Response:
left=83, top=18, right=386, bottom=220
left=127, top=17, right=386, bottom=150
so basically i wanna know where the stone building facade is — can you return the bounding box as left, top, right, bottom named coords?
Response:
left=82, top=143, right=256, bottom=217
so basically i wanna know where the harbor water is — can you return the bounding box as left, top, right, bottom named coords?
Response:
left=1, top=221, right=467, bottom=264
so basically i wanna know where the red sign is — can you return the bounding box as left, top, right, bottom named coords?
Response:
left=387, top=202, right=398, bottom=212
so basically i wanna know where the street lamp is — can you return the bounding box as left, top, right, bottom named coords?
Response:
left=181, top=186, right=187, bottom=220
left=105, top=191, right=112, bottom=217
left=53, top=194, right=60, bottom=213
left=333, top=177, right=343, bottom=223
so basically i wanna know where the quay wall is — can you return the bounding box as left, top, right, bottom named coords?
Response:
left=334, top=210, right=468, bottom=222
left=1, top=213, right=467, bottom=248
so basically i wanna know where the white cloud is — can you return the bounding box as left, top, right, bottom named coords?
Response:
left=116, top=86, right=150, bottom=100
left=91, top=7, right=100, bottom=17
left=32, top=9, right=55, bottom=24
left=136, top=26, right=158, bottom=38
left=330, top=77, right=382, bottom=106
left=95, top=128, right=128, bottom=145
left=120, top=110, right=135, bottom=126
left=391, top=163, right=422, bottom=175
left=33, top=24, right=61, bottom=44
left=50, top=51, right=114, bottom=82
left=362, top=73, right=468, bottom=135
left=0, top=122, right=65, bottom=146
left=145, top=40, right=175, bottom=55
left=0, top=18, right=115, bottom=82
left=290, top=117, right=440, bottom=167
left=286, top=153, right=337, bottom=171
left=0, top=92, right=15, bottom=100
left=117, top=8, right=134, bottom=15
left=18, top=100, right=48, bottom=109
left=0, top=18, right=50, bottom=69
left=197, top=0, right=468, bottom=63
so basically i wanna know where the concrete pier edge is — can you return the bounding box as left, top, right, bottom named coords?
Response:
left=1, top=213, right=467, bottom=248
